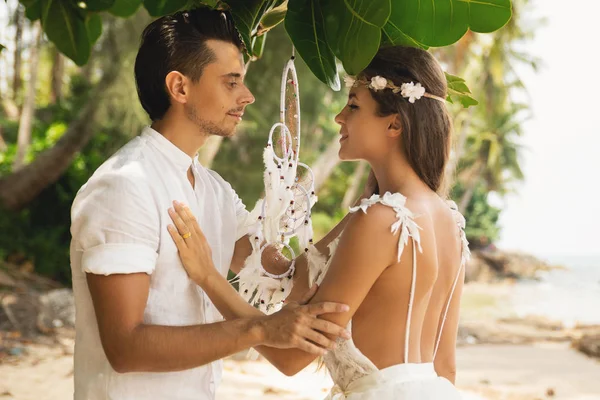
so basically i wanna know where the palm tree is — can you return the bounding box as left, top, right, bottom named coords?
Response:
left=454, top=0, right=540, bottom=212
left=457, top=104, right=527, bottom=211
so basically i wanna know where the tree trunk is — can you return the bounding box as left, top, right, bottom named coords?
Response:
left=198, top=136, right=224, bottom=168
left=0, top=66, right=119, bottom=210
left=49, top=47, right=65, bottom=104
left=341, top=160, right=367, bottom=211
left=312, top=135, right=341, bottom=192
left=12, top=5, right=24, bottom=102
left=13, top=23, right=43, bottom=171
left=0, top=27, right=121, bottom=211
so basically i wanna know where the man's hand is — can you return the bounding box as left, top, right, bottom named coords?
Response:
left=167, top=200, right=216, bottom=285
left=258, top=299, right=350, bottom=355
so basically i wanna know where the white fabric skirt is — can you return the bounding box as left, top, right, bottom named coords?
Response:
left=325, top=362, right=462, bottom=400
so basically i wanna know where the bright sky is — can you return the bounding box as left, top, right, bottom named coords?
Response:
left=496, top=0, right=600, bottom=257
left=1, top=0, right=597, bottom=258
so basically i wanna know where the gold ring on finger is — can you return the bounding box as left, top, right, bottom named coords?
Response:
left=182, top=232, right=192, bottom=239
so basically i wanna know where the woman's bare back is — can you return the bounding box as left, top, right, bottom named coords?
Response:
left=353, top=195, right=464, bottom=368
left=307, top=192, right=469, bottom=389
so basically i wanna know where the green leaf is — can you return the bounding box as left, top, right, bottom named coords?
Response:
left=41, top=0, right=92, bottom=66
left=445, top=72, right=478, bottom=108
left=143, top=0, right=188, bottom=17
left=381, top=5, right=427, bottom=49
left=285, top=0, right=340, bottom=91
left=388, top=0, right=512, bottom=47
left=81, top=0, right=116, bottom=12
left=185, top=0, right=219, bottom=8
left=445, top=72, right=471, bottom=93
left=321, top=0, right=391, bottom=75
left=0, top=44, right=5, bottom=54
left=381, top=24, right=428, bottom=49
left=257, top=3, right=285, bottom=35
left=22, top=0, right=42, bottom=21
left=109, top=0, right=142, bottom=17
left=224, top=0, right=277, bottom=51
left=86, top=14, right=103, bottom=45
left=251, top=31, right=267, bottom=58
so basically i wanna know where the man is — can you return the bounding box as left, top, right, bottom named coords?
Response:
left=70, top=7, right=349, bottom=400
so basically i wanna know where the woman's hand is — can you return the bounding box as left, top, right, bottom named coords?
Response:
left=167, top=201, right=216, bottom=286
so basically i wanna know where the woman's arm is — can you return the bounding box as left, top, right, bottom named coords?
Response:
left=169, top=201, right=398, bottom=375
left=266, top=171, right=378, bottom=302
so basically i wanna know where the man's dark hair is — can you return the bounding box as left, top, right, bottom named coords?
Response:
left=134, top=7, right=245, bottom=121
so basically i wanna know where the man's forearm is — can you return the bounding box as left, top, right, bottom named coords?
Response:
left=199, top=271, right=317, bottom=375
left=108, top=317, right=263, bottom=373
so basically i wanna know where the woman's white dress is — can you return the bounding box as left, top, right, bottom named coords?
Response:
left=307, top=192, right=470, bottom=399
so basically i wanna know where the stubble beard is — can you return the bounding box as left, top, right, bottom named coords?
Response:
left=185, top=103, right=235, bottom=138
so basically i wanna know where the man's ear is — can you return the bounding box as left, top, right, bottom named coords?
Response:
left=165, top=71, right=188, bottom=105
left=387, top=114, right=402, bottom=138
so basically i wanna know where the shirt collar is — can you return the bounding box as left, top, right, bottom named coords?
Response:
left=141, top=126, right=199, bottom=173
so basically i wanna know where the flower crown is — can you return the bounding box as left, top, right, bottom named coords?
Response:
left=344, top=75, right=445, bottom=104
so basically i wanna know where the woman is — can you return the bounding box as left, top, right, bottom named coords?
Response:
left=168, top=45, right=469, bottom=399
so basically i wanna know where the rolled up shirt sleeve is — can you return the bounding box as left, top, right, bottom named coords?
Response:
left=71, top=172, right=159, bottom=275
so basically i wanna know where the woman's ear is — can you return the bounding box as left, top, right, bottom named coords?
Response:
left=386, top=114, right=402, bottom=138
left=165, top=71, right=188, bottom=104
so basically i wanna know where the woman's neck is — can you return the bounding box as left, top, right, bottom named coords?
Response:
left=370, top=152, right=431, bottom=197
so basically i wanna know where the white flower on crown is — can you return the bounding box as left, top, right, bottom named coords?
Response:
left=400, top=82, right=426, bottom=103
left=344, top=75, right=356, bottom=88
left=369, top=76, right=388, bottom=91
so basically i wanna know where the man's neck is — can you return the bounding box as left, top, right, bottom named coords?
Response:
left=151, top=115, right=209, bottom=158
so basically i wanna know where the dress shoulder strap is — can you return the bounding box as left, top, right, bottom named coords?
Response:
left=433, top=200, right=471, bottom=359
left=349, top=192, right=423, bottom=262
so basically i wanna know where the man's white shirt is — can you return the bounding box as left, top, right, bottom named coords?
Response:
left=70, top=126, right=250, bottom=399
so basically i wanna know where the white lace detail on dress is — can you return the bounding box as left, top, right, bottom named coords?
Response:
left=349, top=193, right=422, bottom=263
left=446, top=200, right=471, bottom=266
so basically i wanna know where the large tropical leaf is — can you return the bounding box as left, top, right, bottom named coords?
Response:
left=381, top=2, right=427, bottom=49
left=257, top=2, right=286, bottom=35
left=184, top=0, right=220, bottom=8
left=321, top=0, right=391, bottom=75
left=0, top=44, right=5, bottom=54
left=224, top=0, right=277, bottom=51
left=109, top=0, right=142, bottom=17
left=81, top=0, right=116, bottom=12
left=41, top=0, right=92, bottom=66
left=86, top=13, right=103, bottom=45
left=389, top=0, right=512, bottom=47
left=285, top=0, right=339, bottom=91
left=21, top=0, right=42, bottom=20
left=143, top=0, right=187, bottom=17
left=381, top=22, right=428, bottom=49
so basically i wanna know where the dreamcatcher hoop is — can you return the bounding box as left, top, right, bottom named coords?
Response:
left=234, top=49, right=317, bottom=313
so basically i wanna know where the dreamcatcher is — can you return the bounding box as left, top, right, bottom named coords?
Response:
left=231, top=50, right=317, bottom=314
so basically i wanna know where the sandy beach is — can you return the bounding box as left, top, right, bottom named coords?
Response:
left=1, top=281, right=599, bottom=400
left=1, top=339, right=600, bottom=400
